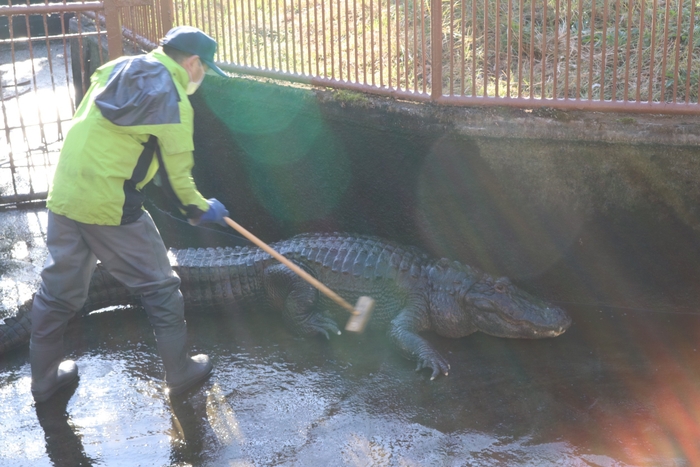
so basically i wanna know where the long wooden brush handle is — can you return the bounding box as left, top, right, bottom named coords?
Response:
left=223, top=217, right=358, bottom=315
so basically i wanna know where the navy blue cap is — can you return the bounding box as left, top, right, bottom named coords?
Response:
left=160, top=26, right=227, bottom=77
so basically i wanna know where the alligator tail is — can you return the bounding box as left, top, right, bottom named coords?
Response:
left=0, top=299, right=33, bottom=355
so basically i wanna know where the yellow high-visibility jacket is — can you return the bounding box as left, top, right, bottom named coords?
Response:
left=48, top=47, right=209, bottom=225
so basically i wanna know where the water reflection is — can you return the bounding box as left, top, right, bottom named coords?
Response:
left=35, top=379, right=94, bottom=467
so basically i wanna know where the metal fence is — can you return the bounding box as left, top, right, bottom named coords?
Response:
left=174, top=0, right=700, bottom=114
left=0, top=0, right=172, bottom=206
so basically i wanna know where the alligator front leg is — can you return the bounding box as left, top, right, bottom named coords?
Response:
left=263, top=263, right=341, bottom=339
left=389, top=308, right=451, bottom=380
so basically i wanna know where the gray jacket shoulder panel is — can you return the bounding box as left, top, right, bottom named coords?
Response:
left=95, top=55, right=181, bottom=126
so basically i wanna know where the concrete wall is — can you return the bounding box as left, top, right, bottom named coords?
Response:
left=186, top=76, right=700, bottom=313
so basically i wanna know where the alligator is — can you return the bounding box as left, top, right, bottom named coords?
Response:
left=0, top=233, right=571, bottom=379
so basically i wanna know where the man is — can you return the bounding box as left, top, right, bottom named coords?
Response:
left=30, top=26, right=229, bottom=403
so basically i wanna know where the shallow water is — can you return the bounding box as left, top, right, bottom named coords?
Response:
left=1, top=209, right=699, bottom=466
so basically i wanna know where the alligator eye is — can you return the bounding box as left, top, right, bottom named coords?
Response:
left=494, top=283, right=507, bottom=293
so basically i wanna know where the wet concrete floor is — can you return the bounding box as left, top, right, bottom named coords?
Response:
left=1, top=207, right=700, bottom=466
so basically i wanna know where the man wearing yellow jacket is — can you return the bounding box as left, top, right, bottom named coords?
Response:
left=30, top=26, right=229, bottom=403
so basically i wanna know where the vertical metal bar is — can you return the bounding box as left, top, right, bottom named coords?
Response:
left=575, top=0, right=582, bottom=98
left=495, top=0, right=501, bottom=96
left=387, top=0, right=391, bottom=88
left=76, top=11, right=87, bottom=97
left=588, top=0, right=594, bottom=99
left=685, top=0, right=695, bottom=103
left=276, top=0, right=283, bottom=70
left=611, top=0, right=620, bottom=100
left=378, top=0, right=382, bottom=86
left=635, top=0, right=645, bottom=102
left=214, top=0, right=222, bottom=62
left=461, top=0, right=466, bottom=95
left=41, top=3, right=63, bottom=145
left=403, top=0, right=408, bottom=89
left=36, top=6, right=53, bottom=179
left=0, top=46, right=16, bottom=195
left=246, top=0, right=254, bottom=67
left=262, top=0, right=268, bottom=70
left=331, top=0, right=335, bottom=79
left=255, top=0, right=262, bottom=68
left=226, top=0, right=237, bottom=63
left=660, top=0, right=670, bottom=102
left=600, top=0, right=608, bottom=101
left=267, top=0, right=272, bottom=69
left=484, top=0, right=488, bottom=96
left=283, top=0, right=289, bottom=70
left=231, top=0, right=240, bottom=64
left=306, top=0, right=311, bottom=74
left=364, top=0, right=368, bottom=84
left=218, top=0, right=228, bottom=62
left=623, top=0, right=633, bottom=101
left=105, top=3, right=124, bottom=59
left=430, top=0, right=442, bottom=98
left=338, top=0, right=342, bottom=80
left=23, top=11, right=40, bottom=192
left=648, top=0, right=657, bottom=102
left=24, top=8, right=48, bottom=149
left=529, top=0, right=534, bottom=98
left=316, top=0, right=321, bottom=76
left=448, top=0, right=454, bottom=95
left=347, top=0, right=352, bottom=81
left=322, top=0, right=327, bottom=76
left=540, top=0, right=546, bottom=98
left=517, top=0, right=523, bottom=97
left=553, top=0, right=559, bottom=98
left=411, top=0, right=422, bottom=93
left=396, top=0, right=400, bottom=89
left=506, top=0, right=512, bottom=96
left=371, top=0, right=375, bottom=86
left=564, top=0, right=571, bottom=98
left=672, top=0, right=683, bottom=102
left=196, top=0, right=201, bottom=29
left=421, top=0, right=426, bottom=93
left=355, top=0, right=359, bottom=82
left=5, top=0, right=23, bottom=197
left=58, top=0, right=76, bottom=114
left=474, top=0, right=479, bottom=96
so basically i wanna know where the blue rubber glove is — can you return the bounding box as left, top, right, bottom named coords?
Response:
left=193, top=198, right=229, bottom=226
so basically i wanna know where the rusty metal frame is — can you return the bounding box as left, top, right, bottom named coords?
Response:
left=0, top=0, right=171, bottom=207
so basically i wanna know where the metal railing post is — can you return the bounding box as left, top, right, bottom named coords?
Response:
left=430, top=0, right=443, bottom=100
left=159, top=0, right=173, bottom=36
left=104, top=0, right=123, bottom=59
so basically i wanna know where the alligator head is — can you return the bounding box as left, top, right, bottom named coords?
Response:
left=466, top=274, right=571, bottom=338
left=428, top=259, right=571, bottom=339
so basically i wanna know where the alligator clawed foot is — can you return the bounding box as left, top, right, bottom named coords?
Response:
left=414, top=352, right=451, bottom=380
left=299, top=313, right=341, bottom=340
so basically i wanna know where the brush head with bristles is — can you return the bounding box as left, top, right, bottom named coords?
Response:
left=344, top=296, right=375, bottom=333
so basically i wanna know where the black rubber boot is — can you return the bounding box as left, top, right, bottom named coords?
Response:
left=30, top=344, right=79, bottom=404
left=156, top=335, right=213, bottom=396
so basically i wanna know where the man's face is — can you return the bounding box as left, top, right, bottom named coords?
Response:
left=183, top=55, right=206, bottom=84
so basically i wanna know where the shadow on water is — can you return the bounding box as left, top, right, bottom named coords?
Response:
left=2, top=209, right=700, bottom=465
